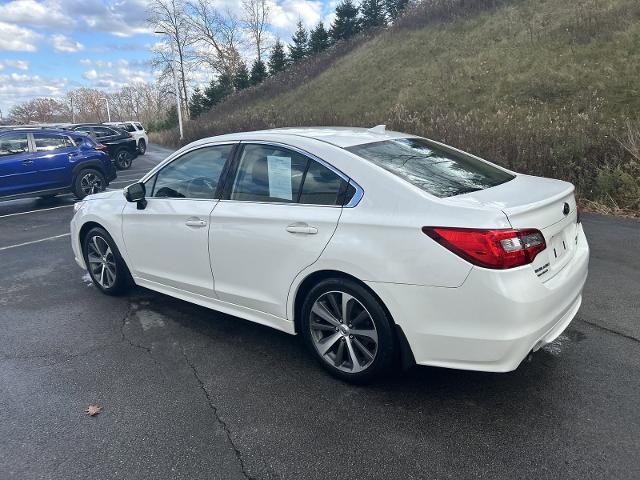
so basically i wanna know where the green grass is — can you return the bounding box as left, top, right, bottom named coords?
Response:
left=152, top=0, right=640, bottom=212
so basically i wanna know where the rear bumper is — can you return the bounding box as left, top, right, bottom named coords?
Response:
left=367, top=224, right=589, bottom=372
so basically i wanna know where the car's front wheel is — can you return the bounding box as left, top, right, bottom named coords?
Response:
left=82, top=227, right=132, bottom=295
left=138, top=139, right=146, bottom=155
left=114, top=148, right=133, bottom=169
left=301, top=278, right=396, bottom=383
left=73, top=168, right=106, bottom=199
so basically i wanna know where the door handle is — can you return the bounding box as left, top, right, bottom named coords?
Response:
left=286, top=223, right=318, bottom=235
left=22, top=159, right=34, bottom=165
left=185, top=218, right=207, bottom=228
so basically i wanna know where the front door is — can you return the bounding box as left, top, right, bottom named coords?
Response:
left=210, top=143, right=351, bottom=319
left=122, top=144, right=235, bottom=297
left=0, top=132, right=37, bottom=196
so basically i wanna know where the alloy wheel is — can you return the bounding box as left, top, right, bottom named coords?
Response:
left=117, top=151, right=132, bottom=169
left=309, top=290, right=378, bottom=374
left=80, top=172, right=104, bottom=195
left=86, top=235, right=117, bottom=289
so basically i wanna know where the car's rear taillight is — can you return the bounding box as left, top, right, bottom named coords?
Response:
left=422, top=227, right=546, bottom=269
left=95, top=143, right=108, bottom=152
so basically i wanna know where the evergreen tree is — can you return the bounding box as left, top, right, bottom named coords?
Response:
left=188, top=87, right=205, bottom=118
left=330, top=0, right=360, bottom=42
left=385, top=0, right=409, bottom=20
left=233, top=62, right=250, bottom=91
left=250, top=59, right=267, bottom=85
left=203, top=73, right=234, bottom=109
left=288, top=21, right=309, bottom=62
left=360, top=0, right=387, bottom=29
left=268, top=39, right=288, bottom=75
left=308, top=22, right=330, bottom=54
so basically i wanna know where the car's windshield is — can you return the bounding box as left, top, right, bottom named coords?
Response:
left=346, top=138, right=514, bottom=198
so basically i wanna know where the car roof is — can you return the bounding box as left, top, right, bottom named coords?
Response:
left=0, top=127, right=73, bottom=136
left=196, top=126, right=414, bottom=149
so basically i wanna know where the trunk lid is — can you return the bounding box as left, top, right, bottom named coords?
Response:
left=448, top=174, right=579, bottom=281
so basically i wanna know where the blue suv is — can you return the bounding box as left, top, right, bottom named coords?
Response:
left=0, top=128, right=116, bottom=200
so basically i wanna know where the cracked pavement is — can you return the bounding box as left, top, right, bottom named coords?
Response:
left=1, top=146, right=639, bottom=479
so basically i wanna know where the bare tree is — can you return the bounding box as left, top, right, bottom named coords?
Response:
left=187, top=0, right=244, bottom=76
left=148, top=0, right=195, bottom=118
left=242, top=0, right=270, bottom=60
left=9, top=98, right=70, bottom=124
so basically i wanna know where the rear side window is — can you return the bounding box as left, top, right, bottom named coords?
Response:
left=134, top=123, right=144, bottom=131
left=0, top=133, right=29, bottom=156
left=34, top=133, right=73, bottom=152
left=93, top=126, right=116, bottom=138
left=229, top=144, right=349, bottom=205
left=347, top=138, right=514, bottom=197
left=150, top=144, right=233, bottom=199
left=122, top=124, right=136, bottom=133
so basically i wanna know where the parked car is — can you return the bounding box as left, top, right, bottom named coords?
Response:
left=105, top=121, right=149, bottom=155
left=0, top=128, right=115, bottom=200
left=70, top=127, right=589, bottom=383
left=66, top=123, right=138, bottom=170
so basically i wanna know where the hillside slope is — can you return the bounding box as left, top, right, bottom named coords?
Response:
left=158, top=0, right=640, bottom=212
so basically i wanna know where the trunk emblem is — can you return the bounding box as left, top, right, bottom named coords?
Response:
left=563, top=202, right=570, bottom=215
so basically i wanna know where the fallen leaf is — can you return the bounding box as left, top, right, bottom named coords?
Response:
left=85, top=404, right=102, bottom=416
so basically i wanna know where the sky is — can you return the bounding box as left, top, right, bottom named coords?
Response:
left=0, top=0, right=338, bottom=116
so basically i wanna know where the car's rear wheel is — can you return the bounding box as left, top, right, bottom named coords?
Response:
left=138, top=139, right=146, bottom=155
left=301, top=278, right=396, bottom=383
left=82, top=227, right=132, bottom=295
left=115, top=148, right=133, bottom=169
left=73, top=168, right=106, bottom=199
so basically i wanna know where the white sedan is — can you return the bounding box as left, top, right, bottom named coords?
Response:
left=70, top=127, right=589, bottom=382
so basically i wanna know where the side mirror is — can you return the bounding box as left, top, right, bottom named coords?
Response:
left=124, top=182, right=147, bottom=209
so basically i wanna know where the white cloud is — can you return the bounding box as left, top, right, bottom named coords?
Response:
left=0, top=0, right=72, bottom=28
left=269, top=0, right=324, bottom=36
left=83, top=69, right=98, bottom=80
left=0, top=22, right=41, bottom=51
left=52, top=34, right=84, bottom=53
left=0, top=60, right=30, bottom=71
left=0, top=72, right=68, bottom=114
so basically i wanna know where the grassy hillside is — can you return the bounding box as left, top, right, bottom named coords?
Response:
left=153, top=0, right=640, bottom=213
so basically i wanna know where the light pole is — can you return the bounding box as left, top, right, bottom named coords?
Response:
left=101, top=97, right=111, bottom=122
left=154, top=29, right=184, bottom=141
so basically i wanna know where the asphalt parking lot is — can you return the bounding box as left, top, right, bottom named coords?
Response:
left=1, top=145, right=639, bottom=479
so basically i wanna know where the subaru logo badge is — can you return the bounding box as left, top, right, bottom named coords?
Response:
left=563, top=202, right=570, bottom=215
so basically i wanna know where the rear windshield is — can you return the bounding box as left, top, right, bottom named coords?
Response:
left=347, top=138, right=514, bottom=197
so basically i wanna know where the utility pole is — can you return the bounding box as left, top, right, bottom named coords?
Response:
left=70, top=97, right=75, bottom=123
left=154, top=29, right=184, bottom=141
left=101, top=97, right=111, bottom=122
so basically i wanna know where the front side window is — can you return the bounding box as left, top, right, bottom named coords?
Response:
left=33, top=133, right=73, bottom=152
left=121, top=124, right=136, bottom=133
left=134, top=123, right=144, bottom=131
left=347, top=138, right=514, bottom=198
left=229, top=144, right=349, bottom=205
left=0, top=133, right=29, bottom=157
left=150, top=144, right=233, bottom=199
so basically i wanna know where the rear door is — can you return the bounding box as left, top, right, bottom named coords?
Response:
left=122, top=143, right=235, bottom=296
left=0, top=132, right=37, bottom=196
left=31, top=132, right=77, bottom=189
left=209, top=142, right=350, bottom=319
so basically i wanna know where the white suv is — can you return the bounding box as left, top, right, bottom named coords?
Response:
left=105, top=121, right=148, bottom=155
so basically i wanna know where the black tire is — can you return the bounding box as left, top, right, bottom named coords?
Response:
left=137, top=139, right=146, bottom=155
left=301, top=278, right=396, bottom=384
left=82, top=227, right=133, bottom=296
left=114, top=148, right=133, bottom=170
left=72, top=168, right=106, bottom=199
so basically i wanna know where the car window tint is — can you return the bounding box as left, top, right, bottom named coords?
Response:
left=0, top=133, right=29, bottom=156
left=33, top=133, right=73, bottom=152
left=299, top=160, right=346, bottom=205
left=151, top=145, right=233, bottom=199
left=121, top=124, right=136, bottom=133
left=93, top=127, right=114, bottom=138
left=230, top=144, right=307, bottom=203
left=347, top=138, right=514, bottom=198
left=134, top=123, right=144, bottom=131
